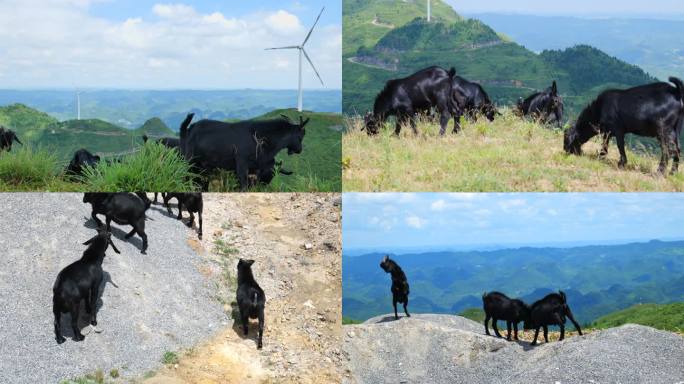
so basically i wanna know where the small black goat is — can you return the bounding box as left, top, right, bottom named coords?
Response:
left=162, top=192, right=203, bottom=239
left=83, top=193, right=149, bottom=254
left=380, top=255, right=410, bottom=320
left=236, top=259, right=266, bottom=349
left=53, top=228, right=120, bottom=344
left=482, top=291, right=530, bottom=341
left=526, top=290, right=583, bottom=345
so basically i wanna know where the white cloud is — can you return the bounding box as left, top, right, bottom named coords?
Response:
left=431, top=199, right=446, bottom=211
left=0, top=1, right=341, bottom=89
left=406, top=215, right=427, bottom=229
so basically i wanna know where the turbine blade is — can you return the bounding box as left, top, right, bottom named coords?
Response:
left=302, top=48, right=324, bottom=86
left=302, top=7, right=325, bottom=46
left=265, top=45, right=300, bottom=50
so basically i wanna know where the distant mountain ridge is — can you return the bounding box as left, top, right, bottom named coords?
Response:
left=343, top=240, right=684, bottom=323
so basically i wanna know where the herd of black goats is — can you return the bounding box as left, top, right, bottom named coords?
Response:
left=0, top=112, right=309, bottom=191
left=363, top=66, right=684, bottom=175
left=380, top=255, right=583, bottom=345
left=52, top=192, right=266, bottom=349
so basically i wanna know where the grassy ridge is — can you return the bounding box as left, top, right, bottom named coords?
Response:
left=592, top=303, right=684, bottom=333
left=342, top=110, right=684, bottom=192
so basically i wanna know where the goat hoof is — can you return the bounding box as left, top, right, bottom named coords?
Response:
left=198, top=234, right=203, bottom=240
left=141, top=250, right=147, bottom=255
left=73, top=333, right=85, bottom=342
left=56, top=336, right=66, bottom=344
left=91, top=320, right=97, bottom=326
left=257, top=343, right=263, bottom=349
left=185, top=222, right=193, bottom=228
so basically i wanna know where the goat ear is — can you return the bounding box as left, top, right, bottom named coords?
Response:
left=448, top=67, right=456, bottom=77
left=83, top=236, right=95, bottom=246
left=280, top=114, right=292, bottom=124
left=551, top=81, right=558, bottom=95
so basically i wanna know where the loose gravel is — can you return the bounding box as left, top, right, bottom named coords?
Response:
left=0, top=193, right=226, bottom=384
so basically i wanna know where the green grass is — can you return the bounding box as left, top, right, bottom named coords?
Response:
left=80, top=141, right=198, bottom=191
left=342, top=317, right=363, bottom=325
left=0, top=146, right=81, bottom=191
left=592, top=303, right=684, bottom=333
left=459, top=308, right=485, bottom=323
left=343, top=110, right=684, bottom=192
left=161, top=351, right=179, bottom=365
left=60, top=369, right=108, bottom=384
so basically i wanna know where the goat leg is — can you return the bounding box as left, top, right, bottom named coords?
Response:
left=403, top=300, right=410, bottom=317
left=70, top=304, right=84, bottom=341
left=198, top=210, right=203, bottom=240
left=513, top=322, right=519, bottom=340
left=484, top=315, right=491, bottom=336
left=506, top=321, right=512, bottom=341
left=392, top=298, right=399, bottom=320
left=124, top=228, right=136, bottom=239
left=492, top=318, right=502, bottom=338
left=54, top=309, right=66, bottom=344
left=531, top=327, right=540, bottom=346
left=257, top=308, right=264, bottom=349
left=186, top=211, right=194, bottom=228
left=543, top=326, right=549, bottom=343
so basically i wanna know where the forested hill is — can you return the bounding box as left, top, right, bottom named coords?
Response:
left=343, top=0, right=655, bottom=117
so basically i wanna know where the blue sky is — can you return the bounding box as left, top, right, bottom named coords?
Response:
left=343, top=193, right=684, bottom=251
left=0, top=1, right=340, bottom=90
left=447, top=0, right=684, bottom=17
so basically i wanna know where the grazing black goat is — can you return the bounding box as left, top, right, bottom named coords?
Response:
left=236, top=259, right=266, bottom=349
left=380, top=255, right=410, bottom=320
left=162, top=192, right=203, bottom=239
left=517, top=80, right=564, bottom=128
left=564, top=77, right=684, bottom=174
left=83, top=193, right=149, bottom=254
left=450, top=75, right=498, bottom=125
left=526, top=291, right=583, bottom=345
left=53, top=228, right=120, bottom=344
left=0, top=126, right=22, bottom=151
left=364, top=66, right=460, bottom=136
left=65, top=149, right=100, bottom=177
left=482, top=291, right=530, bottom=341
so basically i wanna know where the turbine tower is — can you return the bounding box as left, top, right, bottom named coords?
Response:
left=266, top=7, right=325, bottom=112
left=76, top=91, right=81, bottom=120
left=427, top=0, right=431, bottom=22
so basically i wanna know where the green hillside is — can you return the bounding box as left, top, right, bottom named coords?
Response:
left=342, top=0, right=655, bottom=118
left=0, top=104, right=341, bottom=192
left=592, top=303, right=684, bottom=333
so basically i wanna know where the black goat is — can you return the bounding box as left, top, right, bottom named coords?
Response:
left=236, top=259, right=266, bottom=349
left=517, top=80, right=564, bottom=128
left=83, top=193, right=149, bottom=254
left=142, top=134, right=180, bottom=150
left=53, top=228, right=120, bottom=344
left=364, top=66, right=461, bottom=136
left=0, top=126, right=22, bottom=151
left=482, top=291, right=530, bottom=341
left=65, top=149, right=100, bottom=177
left=162, top=192, right=203, bottom=239
left=526, top=291, right=583, bottom=345
left=564, top=77, right=684, bottom=174
left=380, top=255, right=410, bottom=320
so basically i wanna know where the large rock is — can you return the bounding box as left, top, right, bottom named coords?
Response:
left=344, top=314, right=684, bottom=384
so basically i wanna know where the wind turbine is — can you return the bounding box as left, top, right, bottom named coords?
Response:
left=427, top=0, right=431, bottom=22
left=266, top=7, right=325, bottom=112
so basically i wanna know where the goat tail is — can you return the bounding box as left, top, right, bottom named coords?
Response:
left=559, top=290, right=567, bottom=303
left=670, top=77, right=684, bottom=102
left=448, top=67, right=456, bottom=78
left=179, top=113, right=194, bottom=137
left=142, top=134, right=149, bottom=143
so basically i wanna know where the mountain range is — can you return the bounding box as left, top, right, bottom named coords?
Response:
left=343, top=240, right=684, bottom=324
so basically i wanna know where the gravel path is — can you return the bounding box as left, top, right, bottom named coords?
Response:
left=0, top=193, right=226, bottom=384
left=344, top=314, right=684, bottom=384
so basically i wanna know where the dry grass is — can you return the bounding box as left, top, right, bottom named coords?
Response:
left=342, top=109, right=684, bottom=191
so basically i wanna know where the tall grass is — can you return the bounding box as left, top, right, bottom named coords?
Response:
left=81, top=142, right=198, bottom=191
left=0, top=146, right=80, bottom=191
left=343, top=109, right=684, bottom=192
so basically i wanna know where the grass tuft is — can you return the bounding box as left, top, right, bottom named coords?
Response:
left=161, top=351, right=179, bottom=365
left=81, top=142, right=198, bottom=191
